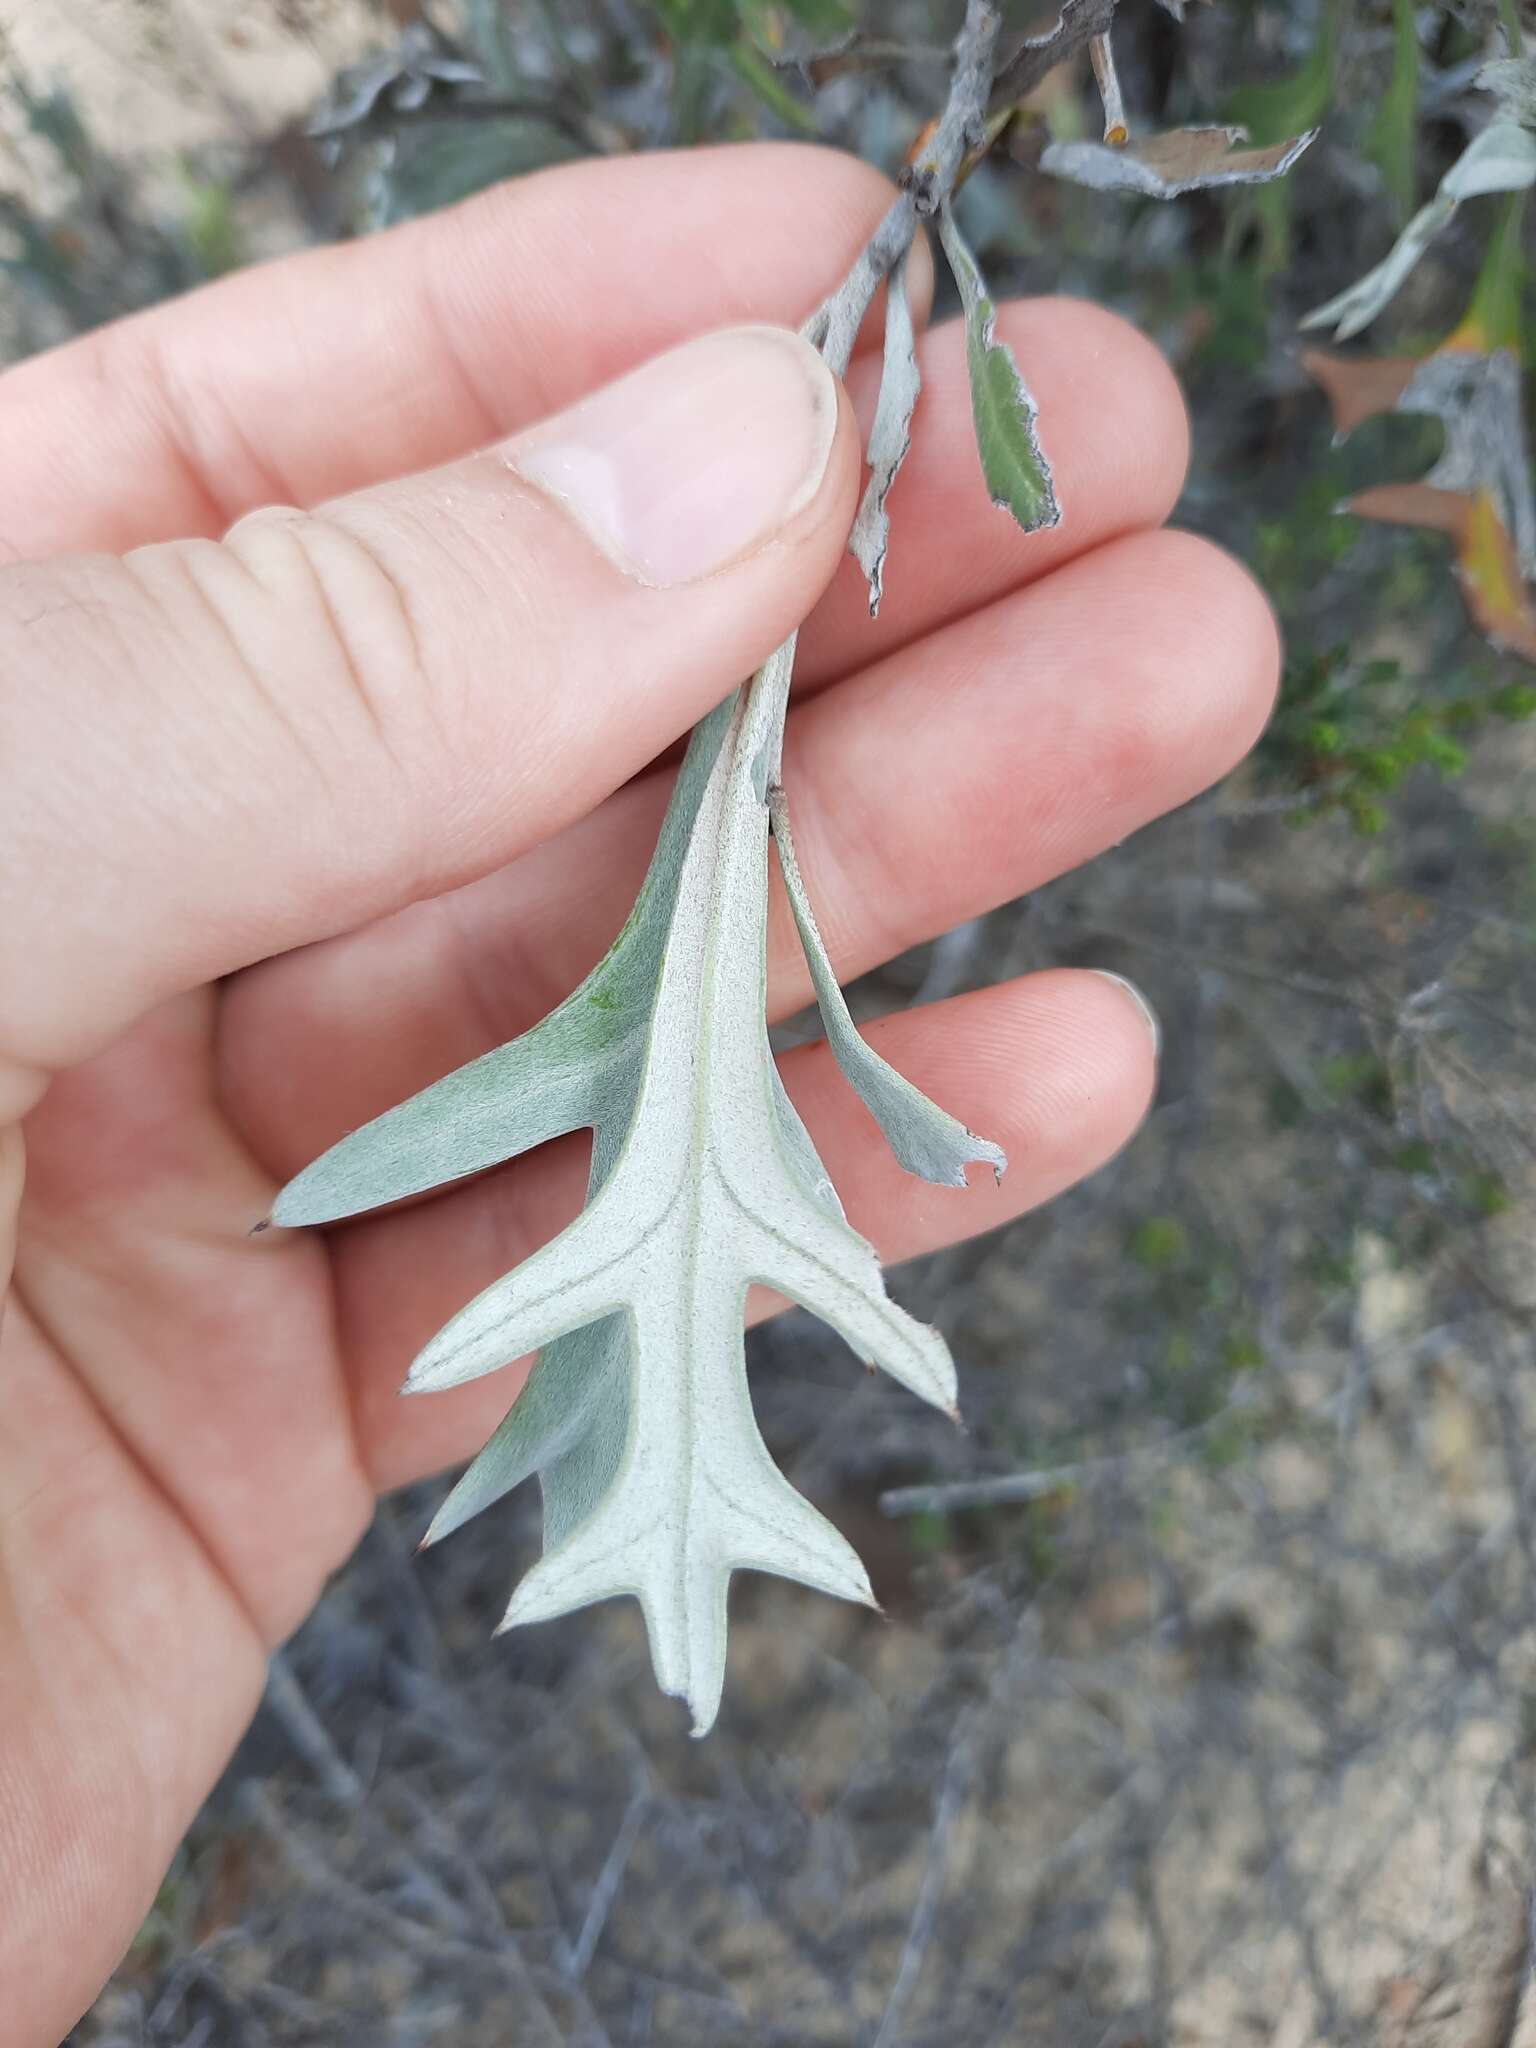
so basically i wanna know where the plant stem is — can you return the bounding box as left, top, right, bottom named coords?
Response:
left=743, top=0, right=1006, bottom=783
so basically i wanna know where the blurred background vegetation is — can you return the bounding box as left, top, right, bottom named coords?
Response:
left=6, top=1, right=1536, bottom=2041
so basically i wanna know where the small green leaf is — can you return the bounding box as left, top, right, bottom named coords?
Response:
left=937, top=209, right=1060, bottom=535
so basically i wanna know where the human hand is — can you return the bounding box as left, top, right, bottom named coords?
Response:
left=0, top=143, right=1277, bottom=2040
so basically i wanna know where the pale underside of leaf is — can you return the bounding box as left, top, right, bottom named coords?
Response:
left=422, top=1053, right=847, bottom=1556
left=849, top=247, right=922, bottom=617
left=936, top=208, right=1060, bottom=536
left=1039, top=123, right=1316, bottom=199
left=398, top=668, right=956, bottom=1733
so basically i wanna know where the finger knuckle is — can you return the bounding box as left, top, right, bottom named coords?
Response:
left=221, top=503, right=431, bottom=766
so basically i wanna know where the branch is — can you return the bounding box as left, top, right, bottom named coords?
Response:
left=988, top=0, right=1118, bottom=112
left=802, top=0, right=1004, bottom=374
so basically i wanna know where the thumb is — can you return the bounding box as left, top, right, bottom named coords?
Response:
left=0, top=325, right=856, bottom=1110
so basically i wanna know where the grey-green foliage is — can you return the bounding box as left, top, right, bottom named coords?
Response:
left=276, top=646, right=998, bottom=1733
left=1302, top=113, right=1536, bottom=341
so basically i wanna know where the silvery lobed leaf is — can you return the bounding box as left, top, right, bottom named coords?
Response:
left=768, top=785, right=1005, bottom=1188
left=937, top=209, right=1060, bottom=536
left=1040, top=124, right=1316, bottom=198
left=849, top=248, right=922, bottom=616
left=397, top=659, right=955, bottom=1734
left=1302, top=120, right=1536, bottom=340
left=280, top=657, right=964, bottom=1736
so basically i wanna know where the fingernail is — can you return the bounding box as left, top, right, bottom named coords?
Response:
left=506, top=326, right=839, bottom=587
left=1090, top=970, right=1161, bottom=1058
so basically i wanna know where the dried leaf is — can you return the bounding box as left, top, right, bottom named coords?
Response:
left=1346, top=480, right=1468, bottom=536
left=1305, top=345, right=1536, bottom=581
left=1301, top=348, right=1416, bottom=437
left=1041, top=123, right=1316, bottom=198
left=849, top=248, right=921, bottom=615
left=1347, top=485, right=1536, bottom=664
left=937, top=208, right=1060, bottom=534
left=1459, top=487, right=1536, bottom=661
left=1307, top=321, right=1536, bottom=663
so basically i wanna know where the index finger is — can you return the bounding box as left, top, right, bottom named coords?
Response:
left=0, top=143, right=929, bottom=560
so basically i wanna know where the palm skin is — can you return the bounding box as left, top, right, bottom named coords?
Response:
left=0, top=143, right=1278, bottom=2042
